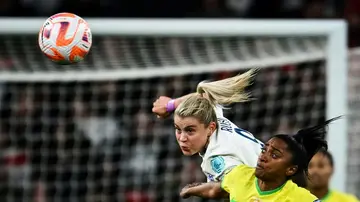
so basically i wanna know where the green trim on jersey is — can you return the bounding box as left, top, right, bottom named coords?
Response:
left=220, top=179, right=226, bottom=190
left=321, top=190, right=332, bottom=201
left=255, top=178, right=286, bottom=196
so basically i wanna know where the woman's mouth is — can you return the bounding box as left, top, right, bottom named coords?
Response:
left=181, top=146, right=190, bottom=151
left=256, top=163, right=264, bottom=170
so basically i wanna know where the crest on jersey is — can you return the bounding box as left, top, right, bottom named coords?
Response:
left=210, top=156, right=225, bottom=174
left=207, top=174, right=215, bottom=181
left=250, top=196, right=262, bottom=202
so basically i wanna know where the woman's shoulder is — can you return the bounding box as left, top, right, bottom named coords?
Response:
left=231, top=165, right=256, bottom=177
left=222, top=165, right=255, bottom=189
left=285, top=182, right=319, bottom=201
left=329, top=190, right=359, bottom=202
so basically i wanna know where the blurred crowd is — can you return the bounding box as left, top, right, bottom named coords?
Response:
left=0, top=0, right=359, bottom=46
left=0, top=0, right=343, bottom=18
left=0, top=66, right=326, bottom=202
left=0, top=0, right=355, bottom=202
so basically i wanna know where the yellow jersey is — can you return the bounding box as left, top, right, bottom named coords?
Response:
left=321, top=190, right=359, bottom=202
left=221, top=165, right=320, bottom=202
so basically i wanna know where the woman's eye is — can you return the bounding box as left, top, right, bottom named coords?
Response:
left=261, top=148, right=266, bottom=153
left=271, top=154, right=278, bottom=159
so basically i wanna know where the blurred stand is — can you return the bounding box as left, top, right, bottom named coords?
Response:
left=1, top=0, right=356, bottom=46
left=0, top=1, right=355, bottom=202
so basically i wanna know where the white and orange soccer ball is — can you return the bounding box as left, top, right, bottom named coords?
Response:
left=38, top=12, right=92, bottom=64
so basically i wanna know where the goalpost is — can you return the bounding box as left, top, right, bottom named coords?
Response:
left=0, top=19, right=349, bottom=201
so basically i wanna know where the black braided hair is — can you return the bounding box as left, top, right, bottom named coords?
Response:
left=274, top=116, right=341, bottom=187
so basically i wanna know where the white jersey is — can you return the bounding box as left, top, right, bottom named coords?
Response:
left=200, top=105, right=263, bottom=182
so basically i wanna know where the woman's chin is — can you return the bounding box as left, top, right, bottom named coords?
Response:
left=181, top=149, right=195, bottom=156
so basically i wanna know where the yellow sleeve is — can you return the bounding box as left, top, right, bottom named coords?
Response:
left=220, top=165, right=251, bottom=193
left=330, top=191, right=359, bottom=202
left=295, top=188, right=319, bottom=202
left=345, top=194, right=359, bottom=202
left=302, top=193, right=319, bottom=202
left=220, top=165, right=238, bottom=192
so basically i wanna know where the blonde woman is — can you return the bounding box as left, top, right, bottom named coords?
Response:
left=152, top=69, right=263, bottom=183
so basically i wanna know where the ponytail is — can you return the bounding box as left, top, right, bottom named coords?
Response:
left=293, top=116, right=341, bottom=163
left=196, top=69, right=257, bottom=106
left=274, top=116, right=341, bottom=187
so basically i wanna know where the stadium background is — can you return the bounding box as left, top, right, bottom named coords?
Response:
left=0, top=0, right=358, bottom=202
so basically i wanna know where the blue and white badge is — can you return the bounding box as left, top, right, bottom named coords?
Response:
left=210, top=156, right=225, bottom=174
left=207, top=174, right=215, bottom=182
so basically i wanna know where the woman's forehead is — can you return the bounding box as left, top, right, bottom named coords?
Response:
left=174, top=115, right=201, bottom=126
left=266, top=137, right=289, bottom=151
left=311, top=152, right=330, bottom=163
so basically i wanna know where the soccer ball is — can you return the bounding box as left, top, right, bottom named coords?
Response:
left=38, top=13, right=92, bottom=65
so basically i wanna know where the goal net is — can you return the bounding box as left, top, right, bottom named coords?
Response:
left=0, top=19, right=350, bottom=202
left=348, top=48, right=360, bottom=196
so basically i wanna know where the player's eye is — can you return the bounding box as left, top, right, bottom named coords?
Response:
left=261, top=147, right=266, bottom=153
left=175, top=128, right=181, bottom=133
left=271, top=153, right=278, bottom=159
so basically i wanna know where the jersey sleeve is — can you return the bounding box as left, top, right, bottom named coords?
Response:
left=296, top=188, right=320, bottom=202
left=209, top=155, right=241, bottom=181
left=236, top=142, right=261, bottom=168
left=220, top=165, right=241, bottom=192
left=221, top=165, right=252, bottom=193
left=229, top=130, right=262, bottom=168
left=300, top=194, right=319, bottom=202
left=345, top=194, right=360, bottom=202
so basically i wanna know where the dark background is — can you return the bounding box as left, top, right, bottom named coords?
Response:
left=0, top=1, right=356, bottom=202
left=0, top=0, right=359, bottom=47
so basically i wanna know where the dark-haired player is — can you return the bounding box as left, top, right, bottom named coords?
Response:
left=179, top=118, right=340, bottom=201
left=308, top=149, right=359, bottom=202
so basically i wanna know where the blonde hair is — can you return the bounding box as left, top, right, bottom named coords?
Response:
left=197, top=68, right=257, bottom=106
left=175, top=95, right=217, bottom=127
left=175, top=69, right=257, bottom=126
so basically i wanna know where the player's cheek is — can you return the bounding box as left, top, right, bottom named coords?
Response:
left=307, top=168, right=315, bottom=176
left=321, top=171, right=332, bottom=181
left=191, top=133, right=203, bottom=150
left=175, top=133, right=183, bottom=142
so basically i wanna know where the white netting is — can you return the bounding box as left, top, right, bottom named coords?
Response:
left=0, top=35, right=325, bottom=81
left=347, top=48, right=360, bottom=196
left=0, top=23, right=351, bottom=201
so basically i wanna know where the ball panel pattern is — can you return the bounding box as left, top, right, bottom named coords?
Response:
left=38, top=12, right=92, bottom=65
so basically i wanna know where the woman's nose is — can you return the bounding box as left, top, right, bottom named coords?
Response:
left=259, top=153, right=268, bottom=163
left=179, top=133, right=187, bottom=142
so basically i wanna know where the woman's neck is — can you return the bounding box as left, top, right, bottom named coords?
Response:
left=308, top=186, right=329, bottom=200
left=257, top=178, right=287, bottom=192
left=200, top=133, right=213, bottom=155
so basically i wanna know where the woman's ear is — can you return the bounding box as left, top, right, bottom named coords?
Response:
left=286, top=165, right=298, bottom=177
left=208, top=121, right=217, bottom=136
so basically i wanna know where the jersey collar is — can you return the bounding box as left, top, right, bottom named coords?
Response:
left=255, top=178, right=287, bottom=196
left=321, top=190, right=332, bottom=201
left=198, top=130, right=218, bottom=158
